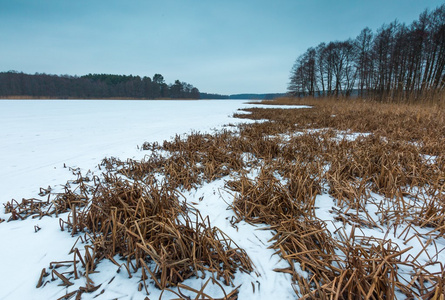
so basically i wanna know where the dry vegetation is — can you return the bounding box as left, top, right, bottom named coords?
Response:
left=3, top=97, right=445, bottom=299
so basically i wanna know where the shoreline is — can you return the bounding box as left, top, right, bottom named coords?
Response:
left=0, top=96, right=203, bottom=101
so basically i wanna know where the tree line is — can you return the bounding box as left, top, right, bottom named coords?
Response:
left=199, top=93, right=287, bottom=100
left=0, top=71, right=200, bottom=99
left=289, top=4, right=445, bottom=100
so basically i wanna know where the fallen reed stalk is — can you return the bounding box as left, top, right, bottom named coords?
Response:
left=43, top=174, right=253, bottom=297
left=3, top=96, right=445, bottom=299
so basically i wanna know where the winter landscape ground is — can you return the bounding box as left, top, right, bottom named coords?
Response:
left=0, top=99, right=305, bottom=299
left=1, top=98, right=444, bottom=299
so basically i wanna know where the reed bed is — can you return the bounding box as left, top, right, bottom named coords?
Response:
left=4, top=172, right=91, bottom=222
left=102, top=130, right=247, bottom=191
left=34, top=174, right=253, bottom=298
left=3, top=96, right=445, bottom=299
left=231, top=97, right=445, bottom=299
left=227, top=164, right=320, bottom=224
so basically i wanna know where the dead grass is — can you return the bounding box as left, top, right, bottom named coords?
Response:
left=4, top=96, right=445, bottom=299
left=35, top=174, right=254, bottom=298
left=232, top=97, right=445, bottom=299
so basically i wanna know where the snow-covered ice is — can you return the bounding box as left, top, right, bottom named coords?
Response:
left=0, top=99, right=305, bottom=299
left=1, top=99, right=443, bottom=299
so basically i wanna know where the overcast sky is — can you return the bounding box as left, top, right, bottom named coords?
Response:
left=0, top=0, right=443, bottom=94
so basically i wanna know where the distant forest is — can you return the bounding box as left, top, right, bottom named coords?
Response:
left=0, top=72, right=200, bottom=99
left=199, top=93, right=286, bottom=100
left=289, top=4, right=445, bottom=100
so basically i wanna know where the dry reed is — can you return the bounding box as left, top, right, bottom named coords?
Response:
left=4, top=96, right=445, bottom=299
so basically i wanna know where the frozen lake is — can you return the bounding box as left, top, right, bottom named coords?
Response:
left=0, top=99, right=297, bottom=300
left=1, top=99, right=438, bottom=299
left=0, top=99, right=255, bottom=203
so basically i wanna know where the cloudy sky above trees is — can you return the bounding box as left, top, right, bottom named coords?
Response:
left=0, top=0, right=443, bottom=94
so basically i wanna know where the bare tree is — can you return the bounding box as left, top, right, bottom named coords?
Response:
left=355, top=27, right=373, bottom=97
left=289, top=4, right=445, bottom=101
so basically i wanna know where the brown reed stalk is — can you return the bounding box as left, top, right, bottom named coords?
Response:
left=4, top=96, right=445, bottom=299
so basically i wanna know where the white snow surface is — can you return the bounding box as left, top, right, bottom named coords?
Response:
left=0, top=99, right=303, bottom=300
left=1, top=99, right=443, bottom=299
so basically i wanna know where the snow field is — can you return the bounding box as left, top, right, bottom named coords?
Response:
left=0, top=100, right=304, bottom=299
left=1, top=99, right=443, bottom=299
